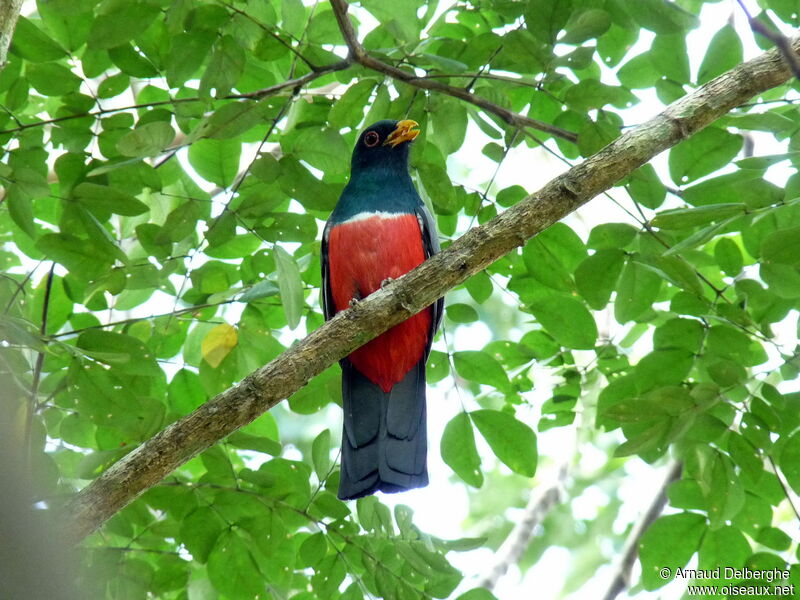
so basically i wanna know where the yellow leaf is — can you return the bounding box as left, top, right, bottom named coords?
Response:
left=201, top=323, right=238, bottom=368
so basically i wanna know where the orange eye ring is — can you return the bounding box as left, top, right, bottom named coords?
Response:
left=364, top=131, right=380, bottom=147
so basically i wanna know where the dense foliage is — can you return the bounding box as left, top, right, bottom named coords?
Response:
left=3, top=0, right=800, bottom=598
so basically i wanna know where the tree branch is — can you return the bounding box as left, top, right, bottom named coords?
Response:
left=0, top=0, right=23, bottom=71
left=328, top=0, right=578, bottom=144
left=0, top=59, right=351, bottom=136
left=477, top=464, right=569, bottom=591
left=63, top=36, right=800, bottom=544
left=735, top=0, right=800, bottom=80
left=601, top=461, right=682, bottom=600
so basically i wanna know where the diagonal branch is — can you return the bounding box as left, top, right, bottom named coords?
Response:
left=601, top=461, right=682, bottom=600
left=328, top=0, right=578, bottom=144
left=63, top=35, right=800, bottom=544
left=477, top=463, right=569, bottom=591
left=0, top=0, right=23, bottom=71
left=735, top=0, right=800, bottom=79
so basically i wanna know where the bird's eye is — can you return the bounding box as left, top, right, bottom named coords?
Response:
left=364, top=131, right=380, bottom=147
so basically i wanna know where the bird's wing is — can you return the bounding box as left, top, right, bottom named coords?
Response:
left=321, top=219, right=335, bottom=322
left=415, top=202, right=444, bottom=352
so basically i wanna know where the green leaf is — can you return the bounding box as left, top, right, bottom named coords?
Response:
left=697, top=25, right=743, bottom=84
left=179, top=507, right=225, bottom=563
left=299, top=533, right=328, bottom=568
left=651, top=203, right=746, bottom=230
left=698, top=525, right=751, bottom=570
left=166, top=31, right=215, bottom=88
left=446, top=303, right=478, bottom=323
left=36, top=233, right=113, bottom=279
left=116, top=122, right=175, bottom=157
left=523, top=223, right=586, bottom=292
left=639, top=513, right=706, bottom=589
left=575, top=249, right=625, bottom=310
left=706, top=325, right=768, bottom=366
left=653, top=318, right=704, bottom=352
left=761, top=263, right=800, bottom=298
left=311, top=429, right=332, bottom=482
left=757, top=527, right=792, bottom=551
left=627, top=0, right=699, bottom=33
left=26, top=63, right=81, bottom=96
left=87, top=1, right=161, bottom=50
left=203, top=101, right=273, bottom=140
left=289, top=128, right=349, bottom=176
left=525, top=0, right=572, bottom=44
left=471, top=409, right=537, bottom=477
left=453, top=351, right=509, bottom=391
left=440, top=412, right=483, bottom=487
left=274, top=246, right=303, bottom=329
left=626, top=163, right=666, bottom=209
left=456, top=589, right=498, bottom=600
left=714, top=237, right=743, bottom=276
left=761, top=226, right=800, bottom=266
left=239, top=280, right=280, bottom=303
left=529, top=294, right=597, bottom=349
left=587, top=223, right=638, bottom=249
left=778, top=431, right=800, bottom=495
left=614, top=258, right=661, bottom=323
left=650, top=33, right=690, bottom=84
left=329, top=80, right=376, bottom=129
left=77, top=330, right=160, bottom=376
left=207, top=530, right=262, bottom=599
left=430, top=97, right=468, bottom=155
left=188, top=138, right=241, bottom=187
left=7, top=187, right=36, bottom=237
left=669, top=127, right=743, bottom=184
left=10, top=17, right=68, bottom=62
left=200, top=35, right=246, bottom=97
left=560, top=9, right=611, bottom=44
left=465, top=270, right=493, bottom=303
left=663, top=216, right=740, bottom=257
left=73, top=182, right=149, bottom=216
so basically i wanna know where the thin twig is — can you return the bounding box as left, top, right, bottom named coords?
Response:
left=477, top=463, right=569, bottom=591
left=328, top=0, right=577, bottom=143
left=0, top=60, right=351, bottom=136
left=735, top=0, right=800, bottom=79
left=48, top=299, right=237, bottom=339
left=25, top=263, right=55, bottom=467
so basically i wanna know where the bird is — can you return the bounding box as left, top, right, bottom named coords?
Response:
left=321, top=119, right=443, bottom=500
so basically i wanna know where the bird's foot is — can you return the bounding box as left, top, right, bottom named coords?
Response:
left=349, top=297, right=359, bottom=308
left=380, top=277, right=394, bottom=288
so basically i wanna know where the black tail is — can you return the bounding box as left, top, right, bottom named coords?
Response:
left=337, top=360, right=428, bottom=500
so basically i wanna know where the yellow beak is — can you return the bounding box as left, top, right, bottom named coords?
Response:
left=384, top=119, right=420, bottom=147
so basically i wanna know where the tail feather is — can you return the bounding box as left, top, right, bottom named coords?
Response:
left=338, top=360, right=428, bottom=500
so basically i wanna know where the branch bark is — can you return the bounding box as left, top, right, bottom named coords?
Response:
left=328, top=0, right=578, bottom=144
left=0, top=0, right=23, bottom=71
left=63, top=36, right=800, bottom=544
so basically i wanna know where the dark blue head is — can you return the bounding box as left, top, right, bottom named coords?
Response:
left=350, top=119, right=419, bottom=175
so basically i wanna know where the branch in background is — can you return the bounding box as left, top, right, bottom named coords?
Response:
left=601, top=461, right=683, bottom=600
left=0, top=0, right=23, bottom=70
left=477, top=463, right=569, bottom=591
left=328, top=0, right=578, bottom=144
left=0, top=60, right=351, bottom=136
left=735, top=0, right=800, bottom=79
left=63, top=35, right=800, bottom=544
left=25, top=263, right=55, bottom=468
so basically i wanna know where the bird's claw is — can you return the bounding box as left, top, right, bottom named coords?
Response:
left=380, top=277, right=394, bottom=288
left=349, top=298, right=359, bottom=308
